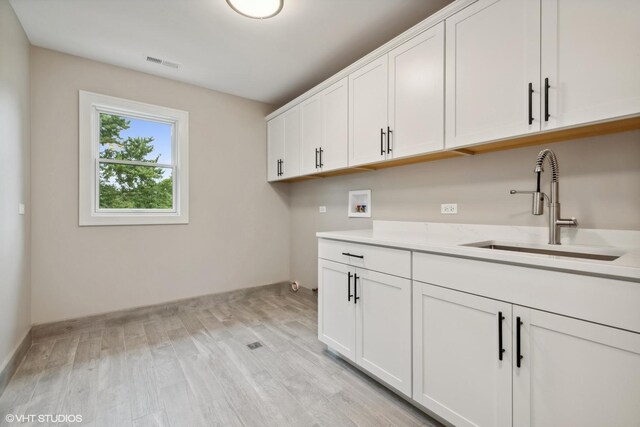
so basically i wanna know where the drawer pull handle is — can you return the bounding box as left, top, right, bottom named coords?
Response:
left=544, top=77, right=550, bottom=122
left=354, top=274, right=360, bottom=304
left=342, top=252, right=364, bottom=259
left=498, top=311, right=505, bottom=361
left=528, top=82, right=534, bottom=125
left=516, top=317, right=523, bottom=368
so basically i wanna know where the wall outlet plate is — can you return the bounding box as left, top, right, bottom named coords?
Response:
left=319, top=206, right=327, bottom=213
left=441, top=203, right=458, bottom=214
left=18, top=203, right=25, bottom=215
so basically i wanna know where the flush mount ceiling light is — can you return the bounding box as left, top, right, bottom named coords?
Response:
left=226, top=0, right=283, bottom=19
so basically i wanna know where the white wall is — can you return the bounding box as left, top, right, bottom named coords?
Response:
left=290, top=131, right=640, bottom=288
left=30, top=47, right=290, bottom=324
left=0, top=0, right=31, bottom=370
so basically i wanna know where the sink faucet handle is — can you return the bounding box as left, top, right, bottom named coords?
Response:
left=557, top=217, right=578, bottom=227
left=510, top=190, right=546, bottom=215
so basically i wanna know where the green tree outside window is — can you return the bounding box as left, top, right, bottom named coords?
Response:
left=98, top=113, right=173, bottom=209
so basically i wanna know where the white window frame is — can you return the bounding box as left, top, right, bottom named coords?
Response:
left=79, top=91, right=189, bottom=225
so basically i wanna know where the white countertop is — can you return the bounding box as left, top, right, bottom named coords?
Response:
left=316, top=221, right=640, bottom=281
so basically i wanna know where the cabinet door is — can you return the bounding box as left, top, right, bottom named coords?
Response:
left=321, top=77, right=348, bottom=172
left=388, top=22, right=445, bottom=159
left=267, top=115, right=284, bottom=182
left=445, top=0, right=540, bottom=149
left=513, top=306, right=640, bottom=427
left=355, top=269, right=411, bottom=396
left=282, top=106, right=301, bottom=178
left=413, top=283, right=512, bottom=427
left=349, top=56, right=388, bottom=166
left=300, top=94, right=323, bottom=175
left=318, top=260, right=356, bottom=361
left=541, top=0, right=640, bottom=130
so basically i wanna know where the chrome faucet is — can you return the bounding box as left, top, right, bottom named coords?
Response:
left=510, top=149, right=578, bottom=245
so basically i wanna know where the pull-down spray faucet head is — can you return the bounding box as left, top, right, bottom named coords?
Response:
left=509, top=190, right=545, bottom=215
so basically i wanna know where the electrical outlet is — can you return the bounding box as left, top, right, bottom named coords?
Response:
left=18, top=203, right=25, bottom=215
left=441, top=203, right=458, bottom=214
left=319, top=206, right=327, bottom=213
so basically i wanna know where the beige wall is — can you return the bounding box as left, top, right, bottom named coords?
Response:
left=0, top=0, right=31, bottom=369
left=290, top=131, right=640, bottom=288
left=30, top=47, right=290, bottom=324
left=22, top=41, right=640, bottom=323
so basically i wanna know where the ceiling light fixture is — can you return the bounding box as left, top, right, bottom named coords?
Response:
left=225, top=0, right=283, bottom=19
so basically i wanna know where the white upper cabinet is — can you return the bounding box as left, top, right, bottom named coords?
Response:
left=300, top=78, right=349, bottom=175
left=300, top=94, right=323, bottom=175
left=267, top=106, right=301, bottom=181
left=321, top=78, right=349, bottom=172
left=268, top=0, right=639, bottom=180
left=350, top=25, right=446, bottom=166
left=513, top=306, right=640, bottom=427
left=541, top=0, right=640, bottom=130
left=281, top=106, right=301, bottom=179
left=267, top=115, right=284, bottom=181
left=349, top=55, right=389, bottom=167
left=388, top=22, right=445, bottom=158
left=445, top=0, right=541, bottom=149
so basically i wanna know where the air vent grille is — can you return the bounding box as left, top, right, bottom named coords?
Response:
left=146, top=56, right=181, bottom=69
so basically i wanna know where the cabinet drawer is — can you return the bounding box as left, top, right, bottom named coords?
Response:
left=319, top=239, right=410, bottom=278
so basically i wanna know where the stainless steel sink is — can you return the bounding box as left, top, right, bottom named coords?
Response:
left=463, top=241, right=622, bottom=261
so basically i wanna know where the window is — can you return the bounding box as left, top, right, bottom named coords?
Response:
left=79, top=91, right=189, bottom=225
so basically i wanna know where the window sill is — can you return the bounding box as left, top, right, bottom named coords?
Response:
left=79, top=213, right=189, bottom=226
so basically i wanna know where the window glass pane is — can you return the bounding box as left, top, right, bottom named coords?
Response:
left=99, top=162, right=173, bottom=209
left=99, top=113, right=173, bottom=164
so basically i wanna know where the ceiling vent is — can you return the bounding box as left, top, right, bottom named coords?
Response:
left=146, top=56, right=181, bottom=69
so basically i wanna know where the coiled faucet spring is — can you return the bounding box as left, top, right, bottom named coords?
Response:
left=534, top=149, right=559, bottom=183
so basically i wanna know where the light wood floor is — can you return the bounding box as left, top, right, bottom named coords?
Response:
left=0, top=286, right=441, bottom=427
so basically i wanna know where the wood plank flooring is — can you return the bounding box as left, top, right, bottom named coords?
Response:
left=0, top=286, right=441, bottom=427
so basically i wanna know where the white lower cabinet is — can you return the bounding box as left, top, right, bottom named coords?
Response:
left=413, top=281, right=640, bottom=427
left=413, top=282, right=513, bottom=427
left=318, top=257, right=412, bottom=396
left=318, top=259, right=356, bottom=360
left=513, top=306, right=640, bottom=427
left=356, top=268, right=412, bottom=396
left=319, top=240, right=640, bottom=426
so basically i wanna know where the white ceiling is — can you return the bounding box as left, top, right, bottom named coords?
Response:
left=10, top=0, right=452, bottom=106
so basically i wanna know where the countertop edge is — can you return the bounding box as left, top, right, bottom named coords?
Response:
left=316, top=231, right=640, bottom=282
